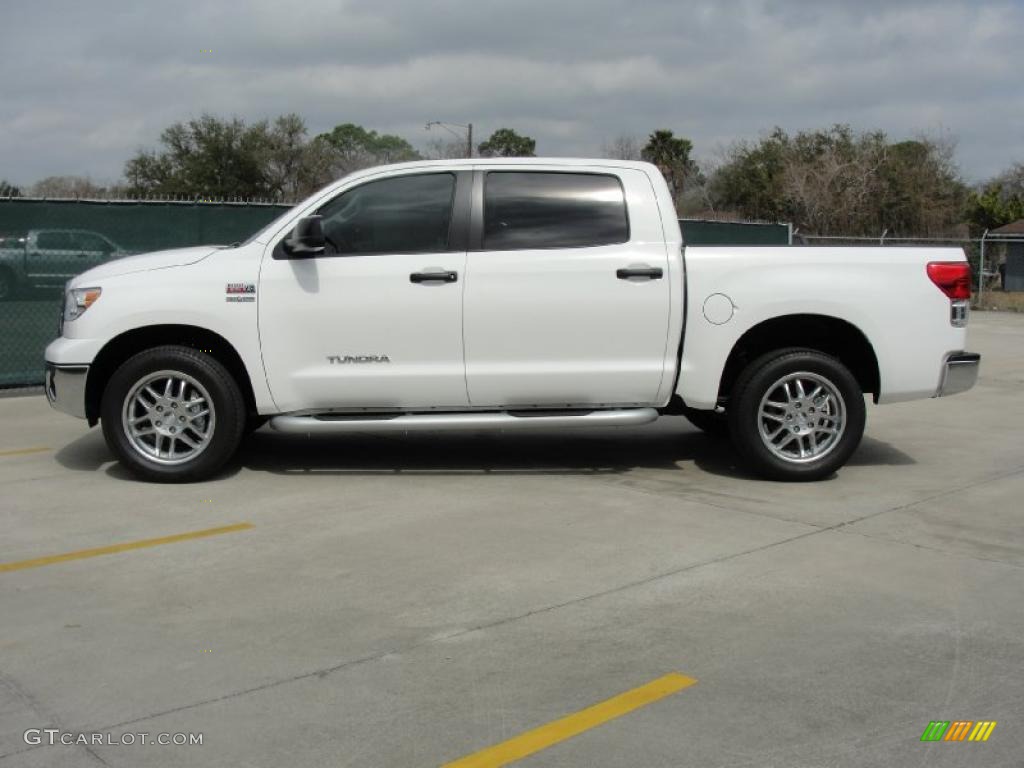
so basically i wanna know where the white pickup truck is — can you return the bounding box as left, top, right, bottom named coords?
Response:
left=44, top=159, right=979, bottom=482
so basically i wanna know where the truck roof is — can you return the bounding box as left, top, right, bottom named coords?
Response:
left=342, top=157, right=661, bottom=183
left=29, top=228, right=107, bottom=234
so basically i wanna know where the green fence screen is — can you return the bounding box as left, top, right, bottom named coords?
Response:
left=680, top=218, right=791, bottom=246
left=0, top=200, right=790, bottom=389
left=0, top=199, right=289, bottom=387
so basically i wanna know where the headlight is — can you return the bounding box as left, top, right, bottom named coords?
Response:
left=64, top=287, right=102, bottom=322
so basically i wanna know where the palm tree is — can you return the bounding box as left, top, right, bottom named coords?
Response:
left=642, top=130, right=696, bottom=203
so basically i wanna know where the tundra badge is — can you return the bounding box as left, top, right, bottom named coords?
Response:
left=328, top=355, right=391, bottom=364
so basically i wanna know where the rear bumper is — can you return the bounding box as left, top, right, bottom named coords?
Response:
left=935, top=352, right=980, bottom=397
left=44, top=363, right=89, bottom=419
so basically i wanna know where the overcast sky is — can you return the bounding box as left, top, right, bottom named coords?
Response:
left=1, top=0, right=1021, bottom=186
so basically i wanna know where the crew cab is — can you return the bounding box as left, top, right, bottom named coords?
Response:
left=0, top=229, right=128, bottom=299
left=44, top=159, right=980, bottom=482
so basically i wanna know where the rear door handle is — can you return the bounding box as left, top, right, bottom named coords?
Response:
left=617, top=265, right=663, bottom=280
left=410, top=269, right=458, bottom=284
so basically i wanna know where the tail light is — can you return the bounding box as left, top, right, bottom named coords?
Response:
left=927, top=262, right=971, bottom=299
left=927, top=261, right=970, bottom=327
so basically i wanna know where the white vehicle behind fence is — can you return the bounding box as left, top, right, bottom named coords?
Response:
left=44, top=159, right=979, bottom=482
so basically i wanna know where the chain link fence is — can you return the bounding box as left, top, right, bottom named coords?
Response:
left=797, top=233, right=1024, bottom=305
left=0, top=198, right=289, bottom=388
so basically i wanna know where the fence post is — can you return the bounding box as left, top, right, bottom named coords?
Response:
left=978, top=229, right=988, bottom=307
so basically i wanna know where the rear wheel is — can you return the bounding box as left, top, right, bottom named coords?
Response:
left=728, top=348, right=865, bottom=481
left=101, top=346, right=246, bottom=482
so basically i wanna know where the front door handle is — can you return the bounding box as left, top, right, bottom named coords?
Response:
left=617, top=265, right=663, bottom=280
left=410, top=270, right=458, bottom=284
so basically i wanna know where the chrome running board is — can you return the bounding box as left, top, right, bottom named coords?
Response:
left=269, top=408, right=659, bottom=434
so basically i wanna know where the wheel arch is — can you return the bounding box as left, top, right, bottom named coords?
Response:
left=717, top=314, right=880, bottom=404
left=85, top=324, right=257, bottom=425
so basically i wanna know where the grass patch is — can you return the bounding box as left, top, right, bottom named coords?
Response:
left=974, top=292, right=1024, bottom=313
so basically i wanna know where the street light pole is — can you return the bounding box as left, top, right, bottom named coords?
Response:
left=425, top=121, right=473, bottom=158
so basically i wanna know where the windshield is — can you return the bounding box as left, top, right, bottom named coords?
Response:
left=238, top=204, right=299, bottom=247
left=237, top=176, right=351, bottom=247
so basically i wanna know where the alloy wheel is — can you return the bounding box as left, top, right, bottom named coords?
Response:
left=121, top=370, right=216, bottom=465
left=756, top=371, right=846, bottom=463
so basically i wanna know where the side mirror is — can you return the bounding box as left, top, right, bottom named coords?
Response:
left=282, top=216, right=326, bottom=258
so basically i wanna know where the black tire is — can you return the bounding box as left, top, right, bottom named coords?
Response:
left=0, top=269, right=16, bottom=301
left=245, top=415, right=269, bottom=435
left=101, top=345, right=246, bottom=482
left=680, top=406, right=729, bottom=439
left=728, top=348, right=865, bottom=481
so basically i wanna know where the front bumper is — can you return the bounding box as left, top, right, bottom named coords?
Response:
left=44, top=363, right=89, bottom=419
left=935, top=352, right=980, bottom=397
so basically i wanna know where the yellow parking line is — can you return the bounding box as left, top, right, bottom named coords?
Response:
left=0, top=446, right=50, bottom=457
left=0, top=523, right=254, bottom=573
left=442, top=672, right=697, bottom=768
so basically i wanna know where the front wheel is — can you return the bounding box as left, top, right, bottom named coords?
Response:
left=680, top=405, right=729, bottom=439
left=101, top=346, right=246, bottom=482
left=728, top=348, right=865, bottom=481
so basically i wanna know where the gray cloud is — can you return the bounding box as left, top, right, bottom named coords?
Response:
left=1, top=0, right=1021, bottom=185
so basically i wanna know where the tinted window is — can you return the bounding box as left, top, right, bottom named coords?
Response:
left=483, top=172, right=628, bottom=250
left=36, top=232, right=73, bottom=250
left=316, top=173, right=456, bottom=255
left=74, top=232, right=109, bottom=251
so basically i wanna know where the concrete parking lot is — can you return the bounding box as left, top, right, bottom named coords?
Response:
left=1, top=311, right=1022, bottom=767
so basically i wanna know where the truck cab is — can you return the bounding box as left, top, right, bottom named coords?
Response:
left=259, top=164, right=677, bottom=413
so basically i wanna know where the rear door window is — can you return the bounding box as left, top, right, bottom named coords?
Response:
left=482, top=172, right=629, bottom=250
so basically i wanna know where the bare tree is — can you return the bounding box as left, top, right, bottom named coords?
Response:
left=780, top=138, right=886, bottom=235
left=422, top=137, right=469, bottom=160
left=990, top=161, right=1024, bottom=197
left=709, top=125, right=966, bottom=235
left=677, top=162, right=717, bottom=216
left=30, top=175, right=110, bottom=198
left=601, top=135, right=643, bottom=161
left=261, top=114, right=312, bottom=202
